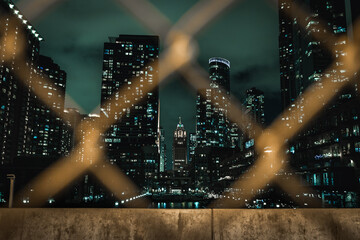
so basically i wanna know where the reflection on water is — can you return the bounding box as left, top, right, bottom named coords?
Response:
left=152, top=201, right=203, bottom=209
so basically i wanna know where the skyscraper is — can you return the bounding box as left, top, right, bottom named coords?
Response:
left=196, top=57, right=231, bottom=148
left=62, top=108, right=82, bottom=156
left=17, top=55, right=66, bottom=158
left=78, top=114, right=100, bottom=164
left=278, top=0, right=360, bottom=207
left=279, top=0, right=351, bottom=111
left=245, top=87, right=265, bottom=125
left=194, top=57, right=239, bottom=191
left=100, top=35, right=159, bottom=189
left=158, top=127, right=167, bottom=172
left=173, top=118, right=187, bottom=174
left=0, top=0, right=69, bottom=206
left=241, top=87, right=265, bottom=169
left=0, top=1, right=43, bottom=165
left=188, top=133, right=197, bottom=163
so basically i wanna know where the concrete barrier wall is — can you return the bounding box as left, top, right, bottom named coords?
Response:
left=0, top=209, right=359, bottom=240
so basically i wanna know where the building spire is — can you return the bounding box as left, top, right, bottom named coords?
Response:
left=177, top=117, right=184, bottom=129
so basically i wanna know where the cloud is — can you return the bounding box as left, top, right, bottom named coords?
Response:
left=233, top=66, right=265, bottom=83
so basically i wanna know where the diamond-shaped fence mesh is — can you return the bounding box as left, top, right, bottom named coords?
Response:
left=0, top=0, right=359, bottom=214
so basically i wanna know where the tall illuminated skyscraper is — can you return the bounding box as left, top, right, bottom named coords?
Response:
left=279, top=0, right=353, bottom=111
left=278, top=0, right=360, bottom=207
left=196, top=57, right=231, bottom=148
left=0, top=1, right=43, bottom=165
left=17, top=55, right=66, bottom=158
left=100, top=35, right=159, bottom=189
left=194, top=57, right=239, bottom=190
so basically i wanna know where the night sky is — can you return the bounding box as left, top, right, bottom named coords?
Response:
left=15, top=0, right=281, bottom=168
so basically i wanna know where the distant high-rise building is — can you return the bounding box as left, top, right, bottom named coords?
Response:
left=245, top=87, right=265, bottom=125
left=62, top=108, right=82, bottom=156
left=239, top=87, right=265, bottom=173
left=188, top=133, right=197, bottom=163
left=0, top=1, right=43, bottom=165
left=229, top=122, right=242, bottom=149
left=278, top=0, right=360, bottom=207
left=279, top=0, right=351, bottom=111
left=78, top=114, right=100, bottom=164
left=17, top=55, right=66, bottom=158
left=196, top=57, right=231, bottom=148
left=100, top=34, right=159, bottom=189
left=173, top=118, right=187, bottom=174
left=194, top=57, right=241, bottom=191
left=158, top=127, right=167, bottom=172
left=220, top=87, right=265, bottom=175
left=0, top=0, right=69, bottom=205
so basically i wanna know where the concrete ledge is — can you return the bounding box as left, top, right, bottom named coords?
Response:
left=0, top=209, right=211, bottom=240
left=213, top=209, right=360, bottom=240
left=0, top=209, right=359, bottom=240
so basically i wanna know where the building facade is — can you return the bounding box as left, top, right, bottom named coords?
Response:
left=188, top=133, right=197, bottom=163
left=158, top=127, right=167, bottom=172
left=0, top=0, right=70, bottom=206
left=62, top=108, right=82, bottom=156
left=194, top=57, right=240, bottom=191
left=0, top=0, right=43, bottom=165
left=245, top=87, right=265, bottom=125
left=196, top=57, right=231, bottom=148
left=278, top=0, right=360, bottom=207
left=100, top=35, right=159, bottom=190
left=17, top=55, right=66, bottom=158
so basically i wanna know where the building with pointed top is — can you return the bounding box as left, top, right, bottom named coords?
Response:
left=173, top=117, right=187, bottom=175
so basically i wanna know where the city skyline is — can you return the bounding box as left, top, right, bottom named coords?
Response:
left=1, top=0, right=359, bottom=209
left=13, top=0, right=281, bottom=166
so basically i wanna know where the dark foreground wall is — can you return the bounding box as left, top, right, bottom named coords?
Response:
left=0, top=209, right=359, bottom=240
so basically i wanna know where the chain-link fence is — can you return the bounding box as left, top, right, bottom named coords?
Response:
left=0, top=0, right=359, bottom=214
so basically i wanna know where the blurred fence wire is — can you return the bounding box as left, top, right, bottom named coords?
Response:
left=1, top=0, right=359, bottom=217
